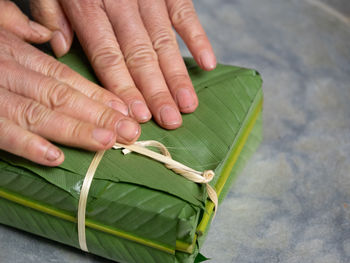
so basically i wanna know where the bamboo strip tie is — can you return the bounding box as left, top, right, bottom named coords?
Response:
left=77, top=140, right=218, bottom=252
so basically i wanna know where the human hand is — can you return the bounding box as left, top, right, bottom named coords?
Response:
left=30, top=0, right=216, bottom=129
left=0, top=0, right=140, bottom=166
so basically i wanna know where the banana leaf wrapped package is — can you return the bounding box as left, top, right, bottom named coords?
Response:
left=0, top=46, right=263, bottom=263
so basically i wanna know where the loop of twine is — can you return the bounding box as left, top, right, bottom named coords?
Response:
left=77, top=140, right=218, bottom=252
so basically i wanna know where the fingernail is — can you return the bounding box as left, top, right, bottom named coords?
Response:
left=176, top=88, right=195, bottom=110
left=116, top=119, right=140, bottom=142
left=92, top=128, right=114, bottom=145
left=51, top=31, right=68, bottom=57
left=160, top=105, right=181, bottom=126
left=29, top=21, right=51, bottom=39
left=130, top=101, right=151, bottom=122
left=46, top=146, right=62, bottom=162
left=199, top=50, right=216, bottom=70
left=108, top=100, right=129, bottom=116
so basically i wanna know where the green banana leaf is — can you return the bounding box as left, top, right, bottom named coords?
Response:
left=0, top=43, right=263, bottom=263
left=194, top=253, right=209, bottom=263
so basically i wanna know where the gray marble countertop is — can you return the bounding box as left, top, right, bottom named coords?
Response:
left=1, top=0, right=349, bottom=262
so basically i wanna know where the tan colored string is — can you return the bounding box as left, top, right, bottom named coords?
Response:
left=77, top=140, right=218, bottom=252
left=77, top=150, right=105, bottom=252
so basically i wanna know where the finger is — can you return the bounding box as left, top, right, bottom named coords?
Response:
left=0, top=117, right=64, bottom=166
left=104, top=0, right=182, bottom=129
left=59, top=0, right=151, bottom=123
left=0, top=60, right=140, bottom=139
left=139, top=0, right=198, bottom=113
left=165, top=0, right=216, bottom=71
left=7, top=36, right=128, bottom=116
left=30, top=0, right=73, bottom=57
left=0, top=88, right=140, bottom=148
left=0, top=0, right=51, bottom=43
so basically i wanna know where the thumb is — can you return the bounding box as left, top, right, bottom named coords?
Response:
left=0, top=0, right=52, bottom=43
left=30, top=0, right=74, bottom=57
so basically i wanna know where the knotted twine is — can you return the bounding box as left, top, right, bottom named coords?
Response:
left=77, top=140, right=218, bottom=252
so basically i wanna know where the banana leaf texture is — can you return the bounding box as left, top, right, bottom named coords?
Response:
left=0, top=44, right=263, bottom=263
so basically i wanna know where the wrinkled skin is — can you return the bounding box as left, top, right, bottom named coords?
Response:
left=0, top=0, right=140, bottom=166
left=30, top=0, right=217, bottom=129
left=0, top=0, right=215, bottom=166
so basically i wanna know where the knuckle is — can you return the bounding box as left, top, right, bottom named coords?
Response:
left=30, top=0, right=58, bottom=20
left=96, top=107, right=118, bottom=128
left=152, top=29, right=176, bottom=53
left=55, top=0, right=104, bottom=18
left=45, top=60, right=72, bottom=79
left=41, top=58, right=86, bottom=89
left=170, top=1, right=196, bottom=26
left=66, top=120, right=85, bottom=139
left=148, top=90, right=171, bottom=103
left=47, top=83, right=75, bottom=110
left=88, top=87, right=105, bottom=101
left=21, top=101, right=48, bottom=129
left=125, top=44, right=158, bottom=68
left=13, top=44, right=40, bottom=67
left=77, top=0, right=105, bottom=13
left=91, top=47, right=124, bottom=71
left=188, top=32, right=206, bottom=43
left=0, top=58, right=11, bottom=74
left=111, top=85, right=136, bottom=100
left=167, top=72, right=190, bottom=85
left=87, top=86, right=118, bottom=104
left=0, top=30, right=17, bottom=58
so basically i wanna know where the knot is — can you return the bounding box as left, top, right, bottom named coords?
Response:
left=203, top=170, right=215, bottom=182
left=77, top=140, right=219, bottom=253
left=114, top=140, right=218, bottom=217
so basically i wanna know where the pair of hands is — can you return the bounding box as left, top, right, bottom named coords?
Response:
left=0, top=0, right=216, bottom=166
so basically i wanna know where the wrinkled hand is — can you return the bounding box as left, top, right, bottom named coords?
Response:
left=0, top=0, right=140, bottom=166
left=31, top=0, right=216, bottom=129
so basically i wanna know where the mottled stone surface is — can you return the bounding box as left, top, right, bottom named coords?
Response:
left=1, top=0, right=350, bottom=262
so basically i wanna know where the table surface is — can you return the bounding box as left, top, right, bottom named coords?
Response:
left=1, top=0, right=350, bottom=262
